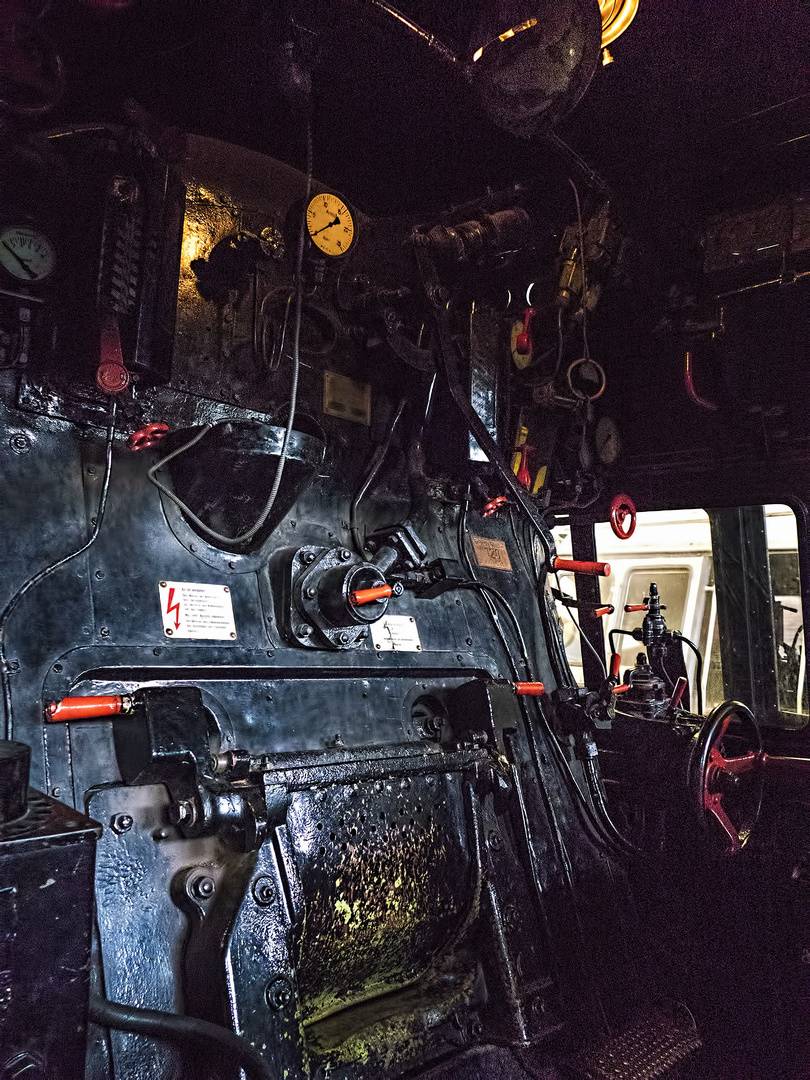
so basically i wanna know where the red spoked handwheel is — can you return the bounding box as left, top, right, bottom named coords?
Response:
left=610, top=493, right=636, bottom=539
left=688, top=701, right=763, bottom=855
left=129, top=423, right=170, bottom=452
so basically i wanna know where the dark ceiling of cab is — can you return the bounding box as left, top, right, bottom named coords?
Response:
left=47, top=0, right=810, bottom=230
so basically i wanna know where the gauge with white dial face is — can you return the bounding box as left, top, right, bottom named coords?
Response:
left=595, top=415, right=621, bottom=466
left=0, top=226, right=56, bottom=282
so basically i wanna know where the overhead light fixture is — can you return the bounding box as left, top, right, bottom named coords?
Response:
left=599, top=0, right=640, bottom=49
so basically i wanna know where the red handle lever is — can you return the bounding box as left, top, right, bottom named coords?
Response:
left=514, top=682, right=545, bottom=696
left=624, top=603, right=648, bottom=612
left=609, top=653, right=622, bottom=680
left=552, top=557, right=610, bottom=577
left=613, top=684, right=630, bottom=694
left=46, top=695, right=131, bottom=722
left=588, top=605, right=614, bottom=619
left=515, top=308, right=536, bottom=355
left=349, top=584, right=393, bottom=606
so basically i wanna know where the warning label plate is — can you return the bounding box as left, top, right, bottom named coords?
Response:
left=470, top=535, right=512, bottom=572
left=158, top=581, right=237, bottom=640
left=371, top=615, right=422, bottom=653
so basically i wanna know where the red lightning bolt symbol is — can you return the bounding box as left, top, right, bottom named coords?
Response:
left=166, top=587, right=181, bottom=630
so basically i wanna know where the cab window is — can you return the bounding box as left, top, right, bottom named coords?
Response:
left=553, top=503, right=807, bottom=727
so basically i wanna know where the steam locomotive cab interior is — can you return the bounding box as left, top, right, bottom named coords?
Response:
left=0, top=3, right=809, bottom=1078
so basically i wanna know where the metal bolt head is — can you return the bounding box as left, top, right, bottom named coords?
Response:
left=168, top=800, right=194, bottom=826
left=296, top=624, right=312, bottom=638
left=110, top=813, right=134, bottom=834
left=391, top=582, right=404, bottom=597
left=252, top=875, right=276, bottom=906
left=305, top=586, right=317, bottom=598
left=303, top=551, right=316, bottom=564
left=338, top=548, right=351, bottom=561
left=338, top=631, right=350, bottom=644
left=488, top=830, right=501, bottom=849
left=9, top=434, right=30, bottom=455
left=99, top=626, right=110, bottom=637
left=265, top=976, right=293, bottom=1011
left=190, top=875, right=216, bottom=900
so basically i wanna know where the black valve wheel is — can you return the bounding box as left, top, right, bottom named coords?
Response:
left=688, top=700, right=763, bottom=855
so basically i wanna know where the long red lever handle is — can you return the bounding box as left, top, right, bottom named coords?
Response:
left=349, top=584, right=393, bottom=606
left=624, top=603, right=648, bottom=612
left=46, top=695, right=131, bottom=722
left=514, top=682, right=545, bottom=696
left=552, top=557, right=610, bottom=577
left=609, top=653, right=622, bottom=680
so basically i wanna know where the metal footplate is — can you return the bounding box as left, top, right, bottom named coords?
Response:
left=567, top=1000, right=702, bottom=1080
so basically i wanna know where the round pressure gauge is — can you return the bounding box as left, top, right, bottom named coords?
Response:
left=595, top=415, right=621, bottom=466
left=0, top=225, right=56, bottom=282
left=306, top=192, right=356, bottom=257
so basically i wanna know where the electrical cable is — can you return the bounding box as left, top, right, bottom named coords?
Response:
left=673, top=631, right=704, bottom=716
left=147, top=117, right=314, bottom=549
left=458, top=500, right=635, bottom=859
left=553, top=570, right=607, bottom=678
left=349, top=397, right=407, bottom=556
left=88, top=996, right=275, bottom=1080
left=0, top=400, right=118, bottom=740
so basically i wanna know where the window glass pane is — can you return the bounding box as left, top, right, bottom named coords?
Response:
left=552, top=504, right=806, bottom=725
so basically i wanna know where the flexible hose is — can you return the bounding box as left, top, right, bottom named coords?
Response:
left=88, top=996, right=275, bottom=1080
left=147, top=114, right=314, bottom=549
left=0, top=400, right=118, bottom=740
left=350, top=397, right=407, bottom=556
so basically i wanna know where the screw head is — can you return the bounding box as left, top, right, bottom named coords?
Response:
left=303, top=551, right=316, bottom=564
left=265, top=976, right=293, bottom=1010
left=252, top=875, right=276, bottom=906
left=111, top=813, right=133, bottom=834
left=338, top=631, right=350, bottom=644
left=99, top=626, right=110, bottom=637
left=296, top=624, right=312, bottom=637
left=306, top=586, right=317, bottom=598
left=488, top=830, right=502, bottom=849
left=338, top=548, right=351, bottom=561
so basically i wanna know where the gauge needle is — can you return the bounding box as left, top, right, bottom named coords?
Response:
left=310, top=215, right=342, bottom=237
left=2, top=242, right=36, bottom=279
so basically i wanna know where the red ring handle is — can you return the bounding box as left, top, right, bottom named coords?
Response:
left=610, top=493, right=636, bottom=540
left=129, top=423, right=170, bottom=452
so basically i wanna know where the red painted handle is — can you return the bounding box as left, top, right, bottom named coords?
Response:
left=46, top=695, right=127, bottom=722
left=624, top=603, right=647, bottom=612
left=552, top=557, right=610, bottom=577
left=514, top=682, right=545, bottom=696
left=589, top=605, right=614, bottom=619
left=349, top=584, right=392, bottom=606
left=609, top=653, right=622, bottom=680
left=613, top=684, right=629, bottom=694
left=515, top=308, right=536, bottom=354
left=129, top=423, right=170, bottom=452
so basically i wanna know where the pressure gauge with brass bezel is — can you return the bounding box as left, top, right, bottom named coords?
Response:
left=305, top=192, right=356, bottom=258
left=0, top=224, right=56, bottom=283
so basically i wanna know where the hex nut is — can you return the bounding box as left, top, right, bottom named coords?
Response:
left=190, top=875, right=216, bottom=900
left=252, top=875, right=276, bottom=906
left=110, top=813, right=134, bottom=834
left=265, top=976, right=294, bottom=1010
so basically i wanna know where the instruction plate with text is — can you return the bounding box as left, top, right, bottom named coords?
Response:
left=371, top=615, right=422, bottom=652
left=158, top=581, right=237, bottom=640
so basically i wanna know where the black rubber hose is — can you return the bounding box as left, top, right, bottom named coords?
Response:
left=88, top=996, right=275, bottom=1080
left=673, top=631, right=704, bottom=715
